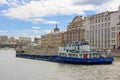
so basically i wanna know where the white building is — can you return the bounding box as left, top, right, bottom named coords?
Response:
left=85, top=6, right=120, bottom=49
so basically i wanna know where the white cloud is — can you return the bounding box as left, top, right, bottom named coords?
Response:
left=74, top=0, right=110, bottom=5
left=1, top=0, right=120, bottom=23
left=32, top=26, right=41, bottom=29
left=1, top=0, right=93, bottom=24
left=0, top=29, right=52, bottom=38
left=28, top=18, right=59, bottom=24
left=95, top=0, right=120, bottom=12
left=0, top=29, right=42, bottom=37
left=0, top=0, right=8, bottom=5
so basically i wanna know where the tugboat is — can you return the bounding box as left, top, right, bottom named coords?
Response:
left=53, top=41, right=114, bottom=64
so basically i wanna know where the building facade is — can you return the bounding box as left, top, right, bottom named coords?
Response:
left=41, top=24, right=65, bottom=48
left=66, top=16, right=85, bottom=44
left=85, top=6, right=120, bottom=49
left=34, top=37, right=41, bottom=45
left=0, top=36, right=8, bottom=44
left=41, top=33, right=52, bottom=47
left=19, top=37, right=31, bottom=46
left=7, top=37, right=16, bottom=44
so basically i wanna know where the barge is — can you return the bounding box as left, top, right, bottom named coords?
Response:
left=16, top=41, right=114, bottom=64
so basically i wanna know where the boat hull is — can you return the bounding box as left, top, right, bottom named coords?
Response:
left=16, top=53, right=114, bottom=64
left=53, top=56, right=114, bottom=64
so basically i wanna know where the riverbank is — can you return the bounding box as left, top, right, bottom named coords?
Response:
left=111, top=50, right=120, bottom=61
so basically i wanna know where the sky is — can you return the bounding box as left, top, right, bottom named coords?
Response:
left=0, top=0, right=120, bottom=38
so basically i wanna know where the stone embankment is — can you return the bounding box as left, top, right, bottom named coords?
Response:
left=111, top=50, right=120, bottom=61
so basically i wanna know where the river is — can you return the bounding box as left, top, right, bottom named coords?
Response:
left=0, top=49, right=120, bottom=80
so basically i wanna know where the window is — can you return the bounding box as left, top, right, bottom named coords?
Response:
left=101, top=24, right=103, bottom=27
left=98, top=19, right=100, bottom=22
left=117, top=27, right=120, bottom=30
left=98, top=24, right=100, bottom=27
left=101, top=18, right=103, bottom=22
left=105, top=23, right=107, bottom=27
left=108, top=17, right=110, bottom=20
left=108, top=22, right=110, bottom=26
left=96, top=20, right=97, bottom=23
left=112, top=27, right=115, bottom=31
left=111, top=32, right=115, bottom=38
left=112, top=40, right=115, bottom=43
left=105, top=18, right=107, bottom=21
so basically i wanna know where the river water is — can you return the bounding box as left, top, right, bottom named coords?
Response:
left=0, top=50, right=120, bottom=80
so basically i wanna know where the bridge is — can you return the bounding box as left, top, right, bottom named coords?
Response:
left=0, top=44, right=17, bottom=48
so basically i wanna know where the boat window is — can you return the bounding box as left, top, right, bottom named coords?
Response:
left=69, top=54, right=78, bottom=58
left=101, top=53, right=107, bottom=58
left=89, top=54, right=91, bottom=58
left=69, top=54, right=72, bottom=57
left=79, top=54, right=82, bottom=58
left=59, top=53, right=67, bottom=56
left=93, top=53, right=97, bottom=58
left=77, top=46, right=79, bottom=50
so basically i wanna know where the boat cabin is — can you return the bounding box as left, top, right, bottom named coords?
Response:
left=58, top=41, right=112, bottom=58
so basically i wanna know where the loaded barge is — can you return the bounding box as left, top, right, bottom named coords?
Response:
left=16, top=41, right=114, bottom=64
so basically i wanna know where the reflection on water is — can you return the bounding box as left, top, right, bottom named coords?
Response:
left=0, top=50, right=120, bottom=80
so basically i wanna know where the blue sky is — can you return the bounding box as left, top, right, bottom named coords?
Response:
left=0, top=0, right=119, bottom=38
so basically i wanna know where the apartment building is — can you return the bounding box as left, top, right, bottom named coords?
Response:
left=85, top=6, right=120, bottom=49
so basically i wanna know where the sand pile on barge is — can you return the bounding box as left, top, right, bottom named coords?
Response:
left=17, top=46, right=58, bottom=56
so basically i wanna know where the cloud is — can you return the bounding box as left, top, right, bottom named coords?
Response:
left=1, top=0, right=120, bottom=23
left=0, top=29, right=42, bottom=37
left=0, top=29, right=52, bottom=38
left=1, top=0, right=93, bottom=23
left=0, top=0, right=8, bottom=5
left=74, top=0, right=110, bottom=5
left=32, top=26, right=41, bottom=29
left=28, top=18, right=59, bottom=24
left=95, top=0, right=120, bottom=12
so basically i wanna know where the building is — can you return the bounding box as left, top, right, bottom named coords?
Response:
left=34, top=37, right=41, bottom=45
left=0, top=36, right=8, bottom=43
left=85, top=6, right=120, bottom=49
left=116, top=6, right=120, bottom=49
left=7, top=37, right=17, bottom=44
left=41, top=24, right=65, bottom=48
left=63, top=31, right=67, bottom=45
left=19, top=37, right=31, bottom=46
left=66, top=16, right=85, bottom=44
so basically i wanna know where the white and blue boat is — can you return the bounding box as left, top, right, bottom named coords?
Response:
left=16, top=41, right=114, bottom=64
left=53, top=41, right=114, bottom=64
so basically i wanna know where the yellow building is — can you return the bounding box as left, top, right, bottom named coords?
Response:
left=41, top=24, right=65, bottom=48
left=0, top=36, right=8, bottom=44
left=66, top=16, right=85, bottom=44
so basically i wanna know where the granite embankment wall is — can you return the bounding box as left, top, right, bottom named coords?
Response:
left=111, top=50, right=120, bottom=61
